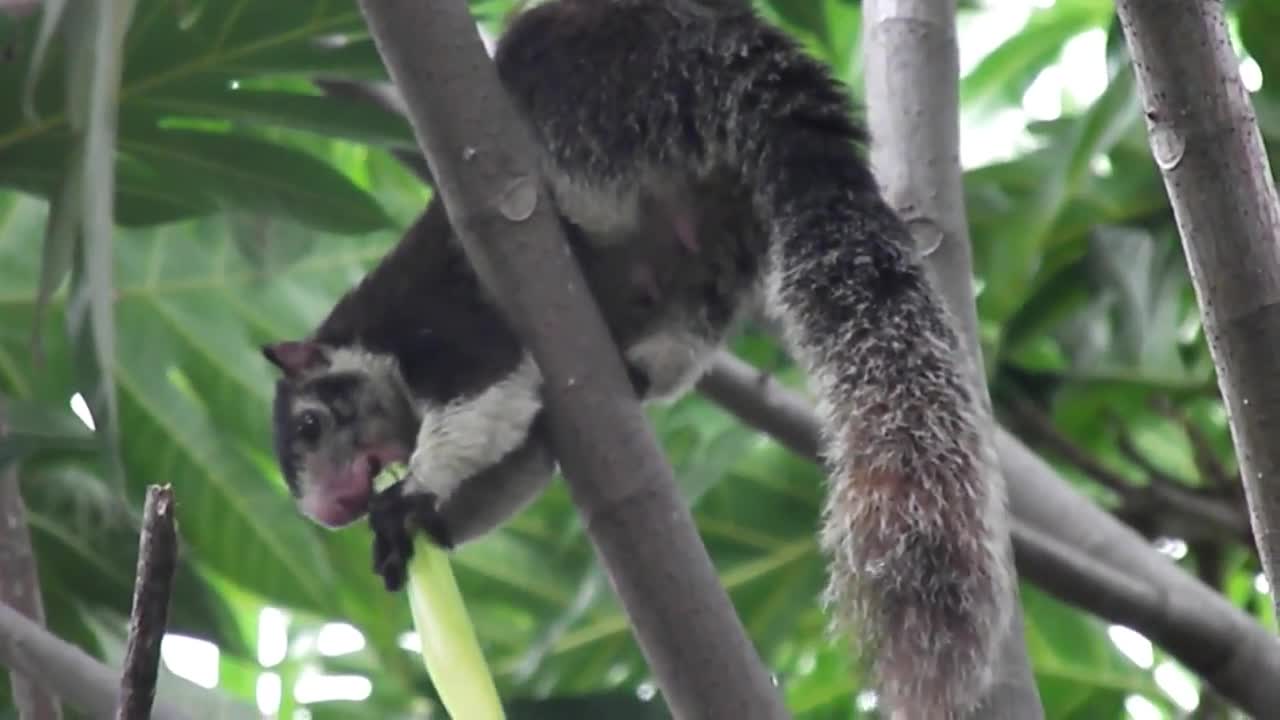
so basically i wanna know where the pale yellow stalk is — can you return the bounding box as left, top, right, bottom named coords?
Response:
left=376, top=465, right=505, bottom=720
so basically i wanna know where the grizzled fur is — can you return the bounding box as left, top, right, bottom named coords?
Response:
left=265, top=0, right=1011, bottom=716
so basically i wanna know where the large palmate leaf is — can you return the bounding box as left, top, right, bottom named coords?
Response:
left=0, top=0, right=400, bottom=232
left=1022, top=589, right=1171, bottom=720
left=0, top=195, right=348, bottom=609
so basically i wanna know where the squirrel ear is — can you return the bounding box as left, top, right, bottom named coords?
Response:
left=262, top=341, right=327, bottom=377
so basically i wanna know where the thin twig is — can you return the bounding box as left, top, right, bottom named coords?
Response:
left=1151, top=397, right=1235, bottom=493
left=1005, top=395, right=1250, bottom=542
left=1116, top=438, right=1250, bottom=543
left=115, top=486, right=179, bottom=720
left=1114, top=429, right=1183, bottom=488
left=1003, top=394, right=1139, bottom=500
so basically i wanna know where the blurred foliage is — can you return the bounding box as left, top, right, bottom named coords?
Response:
left=0, top=0, right=1277, bottom=718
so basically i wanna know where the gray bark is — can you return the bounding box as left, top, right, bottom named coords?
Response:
left=353, top=1, right=789, bottom=717
left=1115, top=0, right=1280, bottom=620
left=861, top=1, right=1043, bottom=717
left=0, top=602, right=190, bottom=720
left=115, top=486, right=178, bottom=720
left=0, top=407, right=63, bottom=720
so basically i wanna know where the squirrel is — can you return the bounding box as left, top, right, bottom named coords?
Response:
left=262, top=0, right=1012, bottom=716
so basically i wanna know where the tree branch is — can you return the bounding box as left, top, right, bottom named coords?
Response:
left=353, top=1, right=788, bottom=717
left=0, top=601, right=192, bottom=720
left=115, top=486, right=178, bottom=720
left=861, top=2, right=1041, bottom=717
left=698, top=353, right=1280, bottom=717
left=1004, top=395, right=1251, bottom=544
left=1114, top=430, right=1251, bottom=540
left=1116, top=0, right=1280, bottom=619
left=1151, top=397, right=1235, bottom=493
left=0, top=408, right=62, bottom=720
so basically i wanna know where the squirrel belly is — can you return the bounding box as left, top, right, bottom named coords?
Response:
left=265, top=0, right=1012, bottom=716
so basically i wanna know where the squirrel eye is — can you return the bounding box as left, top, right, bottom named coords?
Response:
left=295, top=410, right=323, bottom=444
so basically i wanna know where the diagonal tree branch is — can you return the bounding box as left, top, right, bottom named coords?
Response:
left=1004, top=395, right=1251, bottom=544
left=861, top=1, right=1041, bottom=717
left=699, top=353, right=1280, bottom=717
left=0, top=601, right=193, bottom=720
left=353, top=1, right=788, bottom=717
left=0, top=407, right=63, bottom=720
left=1116, top=0, right=1280, bottom=620
left=1151, top=397, right=1236, bottom=494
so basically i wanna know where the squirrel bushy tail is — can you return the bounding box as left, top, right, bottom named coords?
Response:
left=756, top=107, right=1013, bottom=717
left=687, top=7, right=1015, bottom=713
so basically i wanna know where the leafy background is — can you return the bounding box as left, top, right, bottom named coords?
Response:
left=0, top=0, right=1277, bottom=718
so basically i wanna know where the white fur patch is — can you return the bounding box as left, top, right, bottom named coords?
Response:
left=542, top=160, right=640, bottom=244
left=324, top=346, right=400, bottom=380
left=625, top=329, right=715, bottom=401
left=406, top=353, right=544, bottom=501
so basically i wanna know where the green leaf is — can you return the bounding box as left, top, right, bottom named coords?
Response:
left=119, top=128, right=390, bottom=233
left=134, top=86, right=417, bottom=148
left=0, top=201, right=368, bottom=617
left=0, top=0, right=388, bottom=231
left=29, top=140, right=80, bottom=357
left=1083, top=228, right=1192, bottom=376
left=54, top=0, right=138, bottom=496
left=0, top=394, right=95, bottom=466
left=0, top=134, right=219, bottom=227
left=755, top=0, right=859, bottom=76
left=961, top=0, right=1112, bottom=112
left=22, top=464, right=245, bottom=654
left=1240, top=0, right=1280, bottom=101
left=19, top=0, right=68, bottom=123
left=976, top=62, right=1140, bottom=329
left=1022, top=587, right=1173, bottom=719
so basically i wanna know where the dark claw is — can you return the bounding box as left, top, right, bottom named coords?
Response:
left=412, top=495, right=456, bottom=550
left=369, top=480, right=454, bottom=591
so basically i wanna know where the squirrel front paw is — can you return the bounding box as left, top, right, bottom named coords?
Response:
left=368, top=480, right=455, bottom=592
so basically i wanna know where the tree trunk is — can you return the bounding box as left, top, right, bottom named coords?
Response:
left=0, top=407, right=63, bottom=720
left=1116, top=0, right=1280, bottom=619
